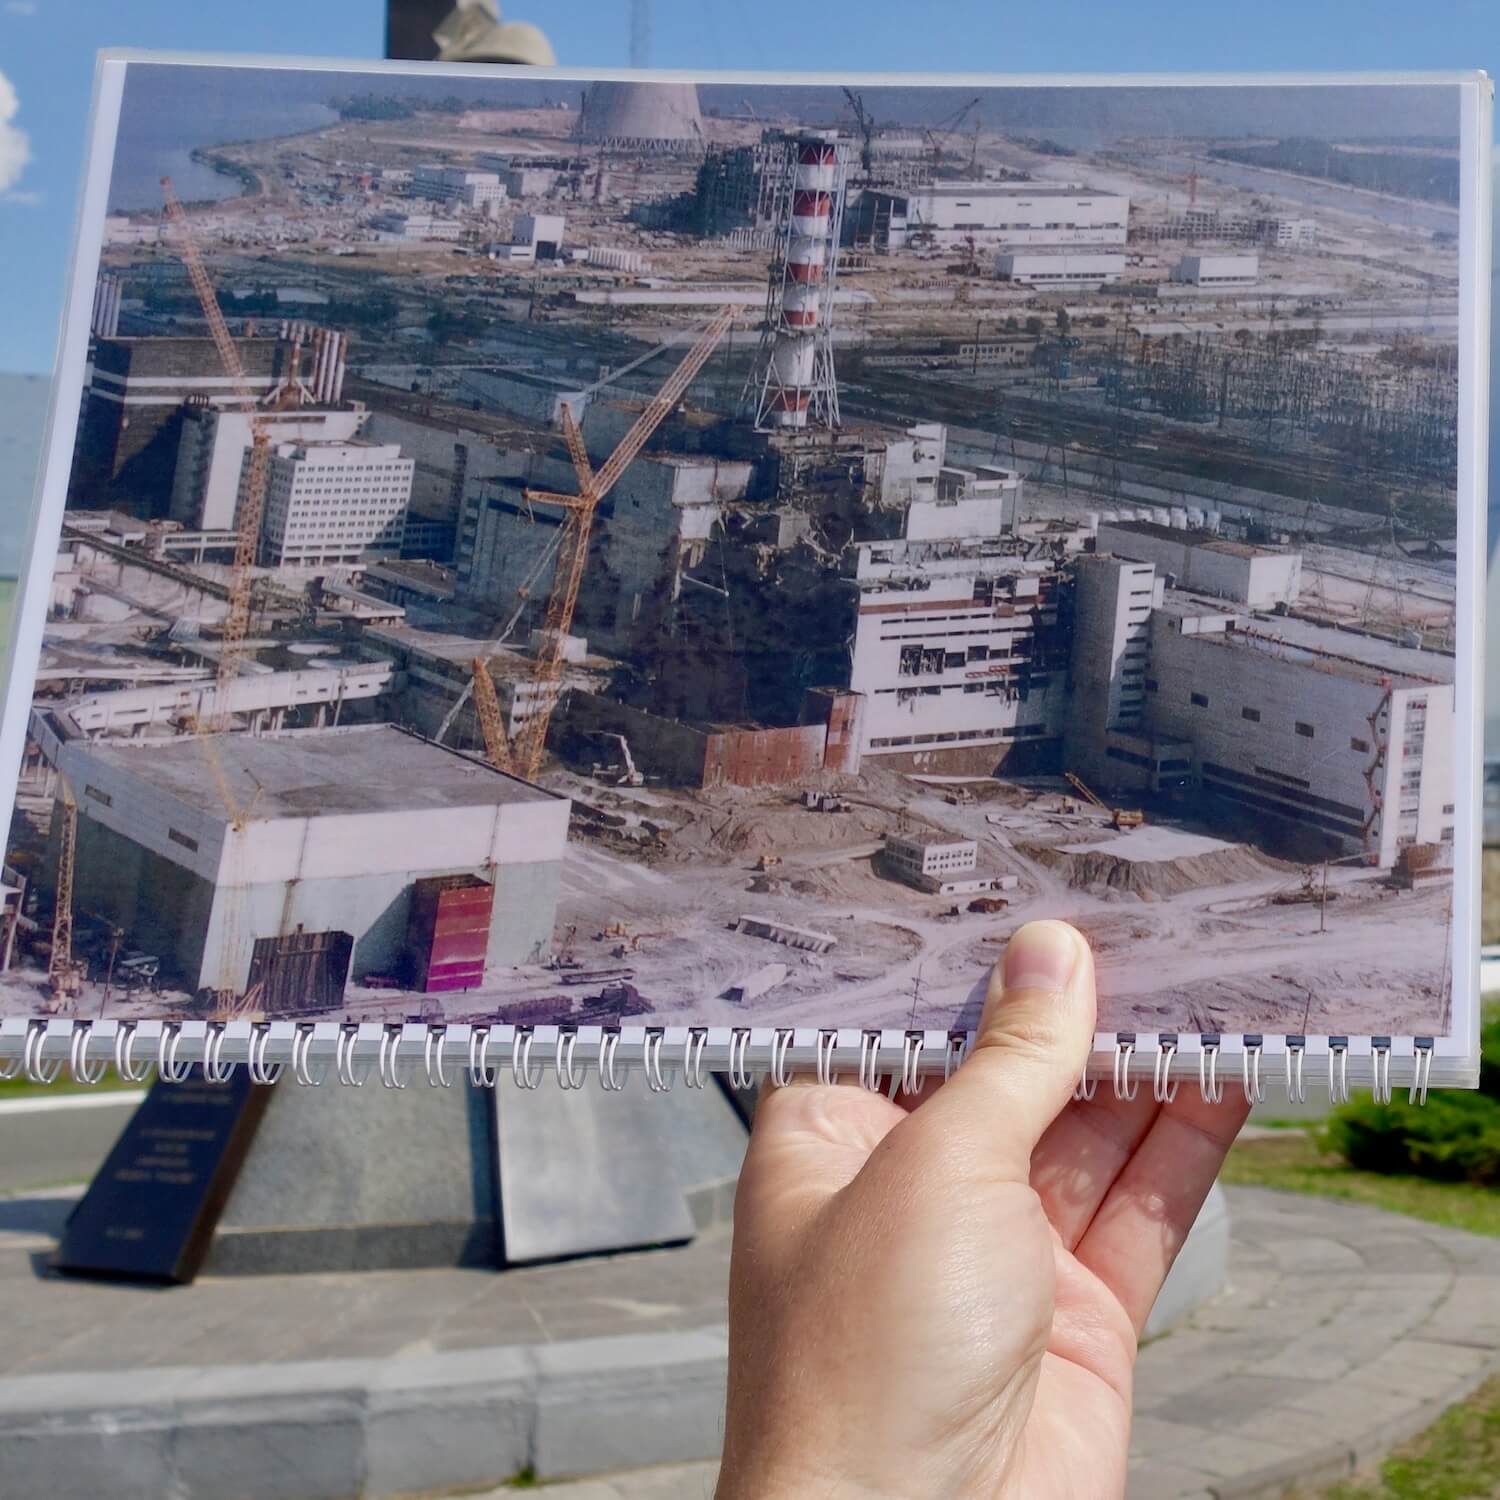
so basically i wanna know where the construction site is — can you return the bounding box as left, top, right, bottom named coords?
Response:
left=0, top=70, right=1464, bottom=1039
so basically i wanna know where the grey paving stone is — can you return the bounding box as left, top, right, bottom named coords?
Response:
left=167, top=1399, right=366, bottom=1500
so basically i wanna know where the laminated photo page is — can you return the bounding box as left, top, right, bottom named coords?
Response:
left=0, top=53, right=1490, bottom=1094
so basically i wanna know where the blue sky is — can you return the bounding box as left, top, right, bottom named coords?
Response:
left=0, top=0, right=1497, bottom=374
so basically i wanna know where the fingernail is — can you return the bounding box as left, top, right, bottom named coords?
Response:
left=1003, top=922, right=1078, bottom=992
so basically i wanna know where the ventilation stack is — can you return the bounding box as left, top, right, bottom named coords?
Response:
left=746, top=132, right=850, bottom=432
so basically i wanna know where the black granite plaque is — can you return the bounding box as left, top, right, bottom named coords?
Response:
left=52, top=1068, right=272, bottom=1284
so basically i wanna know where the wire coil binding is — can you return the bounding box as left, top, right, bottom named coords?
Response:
left=0, top=1022, right=1453, bottom=1101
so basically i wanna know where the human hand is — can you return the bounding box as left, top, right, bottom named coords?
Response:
left=718, top=919, right=1249, bottom=1500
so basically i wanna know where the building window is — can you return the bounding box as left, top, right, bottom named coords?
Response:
left=1351, top=737, right=1369, bottom=753
left=1441, top=826, right=1455, bottom=843
left=1295, top=722, right=1314, bottom=738
left=168, top=828, right=199, bottom=853
left=1191, top=692, right=1208, bottom=708
left=1241, top=707, right=1260, bottom=723
left=1442, top=803, right=1454, bottom=815
left=83, top=784, right=112, bottom=807
left=1145, top=679, right=1159, bottom=693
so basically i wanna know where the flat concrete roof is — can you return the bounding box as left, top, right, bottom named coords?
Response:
left=1168, top=610, right=1453, bottom=689
left=1103, top=518, right=1281, bottom=560
left=75, top=725, right=558, bottom=820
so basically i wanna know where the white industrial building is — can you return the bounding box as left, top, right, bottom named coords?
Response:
left=54, top=726, right=572, bottom=1002
left=257, top=439, right=415, bottom=566
left=851, top=182, right=1129, bottom=253
left=1095, top=520, right=1302, bottom=608
left=849, top=538, right=1070, bottom=766
left=904, top=465, right=1022, bottom=541
left=1061, top=549, right=1455, bottom=866
left=410, top=167, right=508, bottom=210
left=1171, top=253, right=1259, bottom=287
left=171, top=405, right=367, bottom=530
left=369, top=211, right=465, bottom=242
left=881, top=832, right=978, bottom=891
left=1146, top=603, right=1455, bottom=867
left=994, top=252, right=1127, bottom=287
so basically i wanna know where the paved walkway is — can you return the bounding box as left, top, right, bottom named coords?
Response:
left=448, top=1188, right=1500, bottom=1500
left=2, top=1186, right=1498, bottom=1500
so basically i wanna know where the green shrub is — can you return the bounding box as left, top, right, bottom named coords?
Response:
left=1322, top=1005, right=1500, bottom=1185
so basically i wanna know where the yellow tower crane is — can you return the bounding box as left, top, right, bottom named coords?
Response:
left=46, top=776, right=84, bottom=1003
left=160, top=177, right=273, bottom=1014
left=471, top=305, right=737, bottom=782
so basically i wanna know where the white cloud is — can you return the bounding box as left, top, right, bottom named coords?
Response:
left=0, top=67, right=30, bottom=195
left=5, top=3, right=39, bottom=15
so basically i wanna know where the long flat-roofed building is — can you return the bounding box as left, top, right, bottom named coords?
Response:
left=258, top=439, right=415, bottom=566
left=54, top=725, right=571, bottom=1005
left=1096, top=519, right=1301, bottom=608
left=850, top=181, right=1129, bottom=253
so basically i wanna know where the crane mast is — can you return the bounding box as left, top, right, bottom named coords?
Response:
left=511, top=304, right=736, bottom=781
left=161, top=176, right=273, bottom=737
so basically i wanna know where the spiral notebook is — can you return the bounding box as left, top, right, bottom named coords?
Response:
left=0, top=53, right=1489, bottom=1103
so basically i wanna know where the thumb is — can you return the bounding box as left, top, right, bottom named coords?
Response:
left=925, top=920, right=1097, bottom=1181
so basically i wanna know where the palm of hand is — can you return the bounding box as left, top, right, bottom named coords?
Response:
left=719, top=926, right=1246, bottom=1500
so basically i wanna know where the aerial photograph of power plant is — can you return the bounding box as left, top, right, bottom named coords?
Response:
left=0, top=62, right=1473, bottom=1042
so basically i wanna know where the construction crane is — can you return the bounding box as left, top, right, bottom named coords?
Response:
left=843, top=87, right=876, bottom=177
left=47, top=776, right=84, bottom=1002
left=471, top=654, right=516, bottom=775
left=503, top=304, right=737, bottom=782
left=161, top=177, right=274, bottom=1016
left=161, top=177, right=272, bottom=742
left=1064, top=771, right=1144, bottom=830
left=923, top=96, right=982, bottom=178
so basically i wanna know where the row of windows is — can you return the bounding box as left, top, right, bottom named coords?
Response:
left=868, top=723, right=1051, bottom=749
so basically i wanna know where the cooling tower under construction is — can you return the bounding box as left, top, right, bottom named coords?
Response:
left=578, top=81, right=706, bottom=153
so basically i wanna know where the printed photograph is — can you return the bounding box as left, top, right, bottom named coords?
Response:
left=1, top=61, right=1474, bottom=1039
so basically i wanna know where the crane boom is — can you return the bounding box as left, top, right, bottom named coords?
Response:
left=471, top=657, right=517, bottom=775
left=161, top=176, right=272, bottom=735
left=47, top=777, right=81, bottom=1000
left=511, top=305, right=736, bottom=779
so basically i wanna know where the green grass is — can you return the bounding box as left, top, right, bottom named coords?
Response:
left=1287, top=1375, right=1500, bottom=1499
left=1222, top=1132, right=1500, bottom=1238
left=0, top=1070, right=144, bottom=1101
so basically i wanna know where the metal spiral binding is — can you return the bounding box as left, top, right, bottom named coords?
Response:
left=1285, top=1036, right=1307, bottom=1105
left=1241, top=1036, right=1266, bottom=1106
left=944, top=1032, right=967, bottom=1082
left=203, top=1024, right=235, bottom=1085
left=510, top=1027, right=541, bottom=1090
left=1113, top=1035, right=1139, bottom=1101
left=599, top=1030, right=626, bottom=1091
left=247, top=1025, right=283, bottom=1086
left=337, top=1024, right=373, bottom=1087
left=683, top=1029, right=709, bottom=1089
left=291, top=1025, right=329, bottom=1087
left=423, top=1027, right=451, bottom=1088
left=1153, top=1037, right=1178, bottom=1104
left=380, top=1025, right=416, bottom=1089
left=70, top=1022, right=109, bottom=1086
left=644, top=1030, right=671, bottom=1093
left=158, top=1024, right=193, bottom=1083
left=1410, top=1039, right=1434, bottom=1106
left=0, top=1021, right=1454, bottom=1100
left=815, top=1029, right=839, bottom=1086
left=1328, top=1037, right=1350, bottom=1105
left=468, top=1026, right=497, bottom=1088
left=900, top=1032, right=926, bottom=1097
left=23, top=1019, right=62, bottom=1085
left=113, top=1021, right=152, bottom=1083
left=1371, top=1037, right=1393, bottom=1106
left=557, top=1030, right=585, bottom=1089
left=726, top=1029, right=753, bottom=1091
left=768, top=1029, right=794, bottom=1089
left=1199, top=1038, right=1223, bottom=1105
